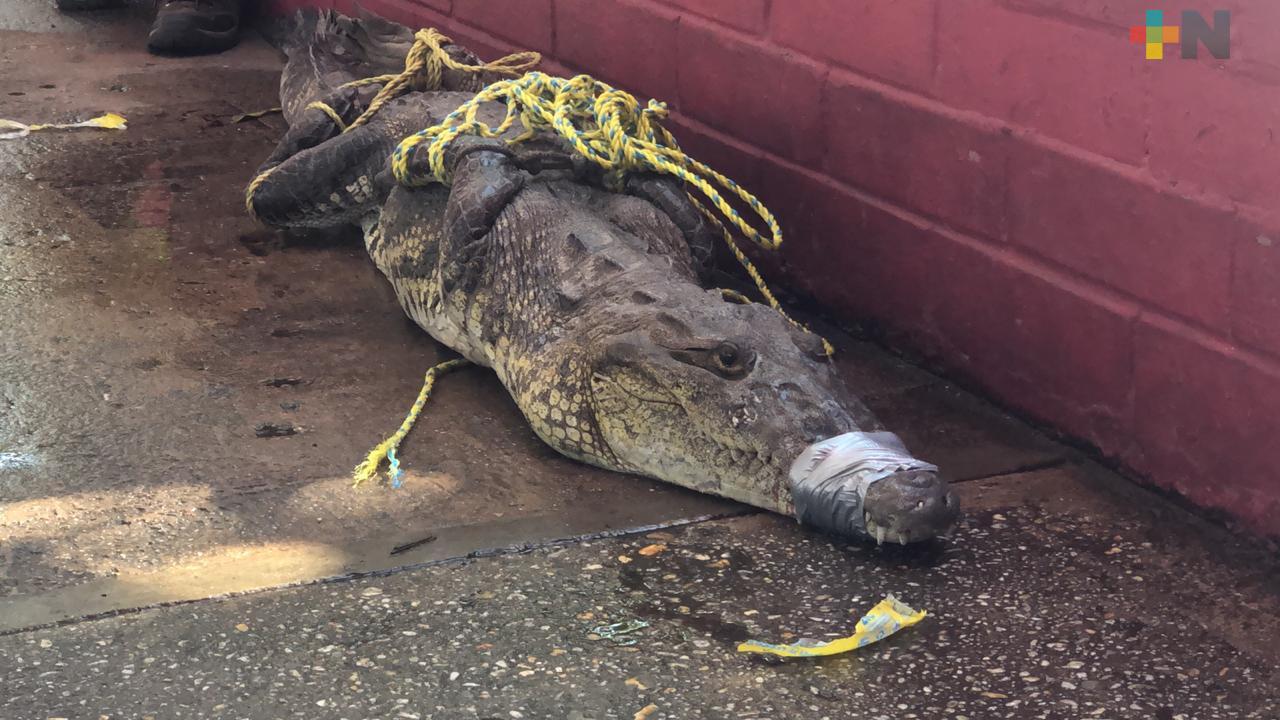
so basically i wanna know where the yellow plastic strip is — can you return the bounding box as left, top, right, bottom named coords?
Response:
left=737, top=596, right=926, bottom=658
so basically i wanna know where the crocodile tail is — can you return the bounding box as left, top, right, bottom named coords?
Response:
left=284, top=6, right=413, bottom=75
left=349, top=5, right=418, bottom=72
left=279, top=6, right=415, bottom=125
left=279, top=6, right=322, bottom=53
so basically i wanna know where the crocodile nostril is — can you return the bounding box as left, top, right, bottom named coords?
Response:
left=798, top=406, right=841, bottom=443
left=899, top=471, right=937, bottom=489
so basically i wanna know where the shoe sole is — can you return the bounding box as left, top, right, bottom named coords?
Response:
left=57, top=0, right=125, bottom=9
left=147, top=12, right=240, bottom=55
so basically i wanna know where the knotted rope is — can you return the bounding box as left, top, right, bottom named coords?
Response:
left=391, top=71, right=833, bottom=356
left=244, top=28, right=540, bottom=221
left=342, top=27, right=540, bottom=133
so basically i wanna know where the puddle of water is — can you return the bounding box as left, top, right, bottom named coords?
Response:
left=0, top=540, right=353, bottom=633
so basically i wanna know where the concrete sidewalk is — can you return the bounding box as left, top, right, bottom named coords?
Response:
left=3, top=466, right=1279, bottom=718
left=1, top=4, right=1277, bottom=719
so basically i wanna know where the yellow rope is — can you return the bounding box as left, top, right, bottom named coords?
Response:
left=390, top=71, right=833, bottom=356
left=352, top=358, right=470, bottom=487
left=245, top=28, right=540, bottom=223
left=344, top=28, right=540, bottom=133
left=305, top=101, right=348, bottom=132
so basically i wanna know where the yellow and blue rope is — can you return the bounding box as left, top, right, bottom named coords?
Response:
left=351, top=358, right=469, bottom=487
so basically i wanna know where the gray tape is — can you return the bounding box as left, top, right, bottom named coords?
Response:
left=788, top=431, right=938, bottom=537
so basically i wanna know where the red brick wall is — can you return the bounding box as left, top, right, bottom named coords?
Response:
left=267, top=0, right=1280, bottom=538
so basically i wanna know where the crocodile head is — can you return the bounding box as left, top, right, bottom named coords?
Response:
left=586, top=284, right=959, bottom=545
left=381, top=148, right=958, bottom=546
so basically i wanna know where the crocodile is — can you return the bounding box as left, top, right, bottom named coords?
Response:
left=247, top=10, right=959, bottom=544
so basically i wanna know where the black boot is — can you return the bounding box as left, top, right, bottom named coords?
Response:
left=147, top=0, right=241, bottom=55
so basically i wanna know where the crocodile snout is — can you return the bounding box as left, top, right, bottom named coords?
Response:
left=863, top=469, right=960, bottom=545
left=788, top=431, right=959, bottom=544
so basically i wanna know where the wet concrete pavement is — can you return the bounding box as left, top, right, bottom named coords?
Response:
left=1, top=3, right=1278, bottom=718
left=0, top=5, right=738, bottom=626
left=3, top=464, right=1278, bottom=719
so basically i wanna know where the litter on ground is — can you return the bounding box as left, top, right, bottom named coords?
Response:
left=737, top=596, right=926, bottom=658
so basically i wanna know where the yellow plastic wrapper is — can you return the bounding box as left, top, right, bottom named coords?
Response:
left=737, top=596, right=927, bottom=658
left=0, top=112, right=127, bottom=140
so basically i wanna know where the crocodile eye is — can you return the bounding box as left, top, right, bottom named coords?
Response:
left=715, top=343, right=739, bottom=368
left=667, top=341, right=755, bottom=379
left=710, top=342, right=753, bottom=378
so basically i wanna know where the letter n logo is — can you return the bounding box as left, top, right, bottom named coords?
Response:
left=1181, top=10, right=1230, bottom=59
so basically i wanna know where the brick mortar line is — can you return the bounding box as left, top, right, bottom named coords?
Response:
left=929, top=0, right=941, bottom=88
left=547, top=0, right=557, bottom=61
left=992, top=0, right=1128, bottom=34
left=279, top=1, right=1270, bottom=222
left=819, top=66, right=1252, bottom=218
left=533, top=2, right=1260, bottom=222
left=673, top=7, right=938, bottom=101
left=625, top=0, right=759, bottom=42
left=451, top=0, right=552, bottom=52
left=635, top=0, right=764, bottom=37
left=988, top=1, right=1280, bottom=87
left=672, top=113, right=1280, bottom=375
left=674, top=8, right=828, bottom=74
left=680, top=112, right=1141, bottom=310
left=440, top=14, right=523, bottom=55
left=1138, top=310, right=1280, bottom=377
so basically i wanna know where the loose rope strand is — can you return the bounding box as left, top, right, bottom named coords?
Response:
left=352, top=358, right=470, bottom=487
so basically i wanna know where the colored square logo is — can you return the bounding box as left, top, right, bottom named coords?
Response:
left=1129, top=9, right=1231, bottom=61
left=1130, top=9, right=1182, bottom=60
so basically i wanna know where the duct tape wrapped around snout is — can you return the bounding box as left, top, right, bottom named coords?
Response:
left=788, top=431, right=938, bottom=538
